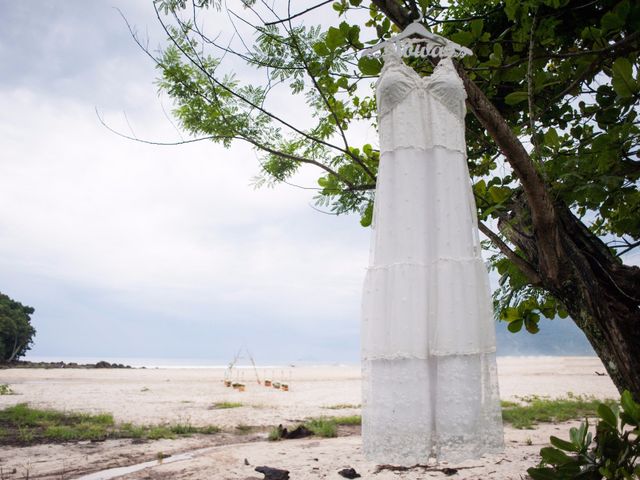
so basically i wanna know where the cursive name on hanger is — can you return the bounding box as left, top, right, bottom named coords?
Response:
left=359, top=11, right=472, bottom=60
left=366, top=38, right=471, bottom=59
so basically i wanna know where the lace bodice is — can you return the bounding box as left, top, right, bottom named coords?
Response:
left=376, top=52, right=467, bottom=154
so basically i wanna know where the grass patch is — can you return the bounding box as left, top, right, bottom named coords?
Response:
left=304, top=418, right=337, bottom=438
left=119, top=422, right=146, bottom=438
left=0, top=384, right=14, bottom=395
left=268, top=426, right=283, bottom=441
left=323, top=403, right=360, bottom=410
left=332, top=415, right=361, bottom=426
left=212, top=401, right=243, bottom=409
left=0, top=403, right=221, bottom=445
left=1, top=403, right=114, bottom=428
left=45, top=423, right=108, bottom=441
left=501, top=395, right=617, bottom=429
left=147, top=426, right=175, bottom=440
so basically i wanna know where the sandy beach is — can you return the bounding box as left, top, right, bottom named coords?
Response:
left=0, top=356, right=619, bottom=479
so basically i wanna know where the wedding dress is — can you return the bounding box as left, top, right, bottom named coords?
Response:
left=361, top=50, right=504, bottom=465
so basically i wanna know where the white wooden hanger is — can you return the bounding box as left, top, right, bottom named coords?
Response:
left=360, top=10, right=472, bottom=59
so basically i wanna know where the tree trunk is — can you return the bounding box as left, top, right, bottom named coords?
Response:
left=501, top=197, right=640, bottom=398
left=7, top=335, right=20, bottom=363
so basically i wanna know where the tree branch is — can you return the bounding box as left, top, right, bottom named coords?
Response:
left=282, top=6, right=377, bottom=181
left=264, top=0, right=333, bottom=26
left=152, top=5, right=356, bottom=160
left=479, top=222, right=541, bottom=285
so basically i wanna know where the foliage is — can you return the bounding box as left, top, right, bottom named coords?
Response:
left=144, top=0, right=640, bottom=340
left=267, top=425, right=283, bottom=441
left=0, top=292, right=36, bottom=362
left=0, top=403, right=221, bottom=445
left=0, top=384, right=14, bottom=395
left=528, top=391, right=640, bottom=479
left=304, top=418, right=338, bottom=437
left=501, top=395, right=617, bottom=429
left=331, top=415, right=362, bottom=425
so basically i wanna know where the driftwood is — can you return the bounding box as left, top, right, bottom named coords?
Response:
left=338, top=467, right=361, bottom=478
left=254, top=466, right=290, bottom=480
left=276, top=424, right=314, bottom=439
left=374, top=464, right=483, bottom=475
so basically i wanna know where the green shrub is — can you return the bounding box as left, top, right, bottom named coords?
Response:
left=528, top=391, right=640, bottom=480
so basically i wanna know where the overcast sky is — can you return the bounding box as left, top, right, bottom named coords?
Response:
left=0, top=0, right=379, bottom=364
left=0, top=1, right=609, bottom=365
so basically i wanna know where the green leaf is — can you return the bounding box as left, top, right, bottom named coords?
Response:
left=488, top=185, right=512, bottom=203
left=545, top=128, right=560, bottom=148
left=611, top=58, right=637, bottom=98
left=493, top=43, right=503, bottom=59
left=539, top=446, right=573, bottom=465
left=360, top=202, right=373, bottom=227
left=527, top=467, right=559, bottom=480
left=504, top=91, right=529, bottom=105
left=450, top=31, right=474, bottom=46
left=508, top=318, right=523, bottom=333
left=597, top=403, right=618, bottom=428
left=312, top=42, right=330, bottom=57
left=504, top=307, right=521, bottom=321
left=524, top=318, right=540, bottom=334
left=550, top=435, right=579, bottom=452
left=601, top=12, right=623, bottom=32
left=621, top=390, right=640, bottom=423
left=470, top=19, right=484, bottom=38
left=504, top=0, right=519, bottom=21
left=325, top=26, right=346, bottom=51
left=358, top=56, right=382, bottom=76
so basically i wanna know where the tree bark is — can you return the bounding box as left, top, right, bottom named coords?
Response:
left=501, top=197, right=640, bottom=398
left=371, top=0, right=640, bottom=398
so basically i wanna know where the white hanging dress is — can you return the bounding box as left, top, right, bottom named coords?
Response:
left=361, top=50, right=504, bottom=465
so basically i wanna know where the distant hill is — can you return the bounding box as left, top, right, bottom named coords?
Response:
left=496, top=317, right=594, bottom=356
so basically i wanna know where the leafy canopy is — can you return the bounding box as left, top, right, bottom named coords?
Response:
left=0, top=292, right=36, bottom=362
left=148, top=0, right=639, bottom=332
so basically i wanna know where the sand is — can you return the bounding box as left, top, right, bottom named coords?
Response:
left=0, top=356, right=619, bottom=479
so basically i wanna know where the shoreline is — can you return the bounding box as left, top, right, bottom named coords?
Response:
left=1, top=360, right=133, bottom=369
left=0, top=357, right=620, bottom=480
left=12, top=354, right=604, bottom=370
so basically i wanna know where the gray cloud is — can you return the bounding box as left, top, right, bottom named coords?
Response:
left=0, top=1, right=369, bottom=363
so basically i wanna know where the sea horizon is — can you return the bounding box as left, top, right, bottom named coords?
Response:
left=19, top=353, right=601, bottom=370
